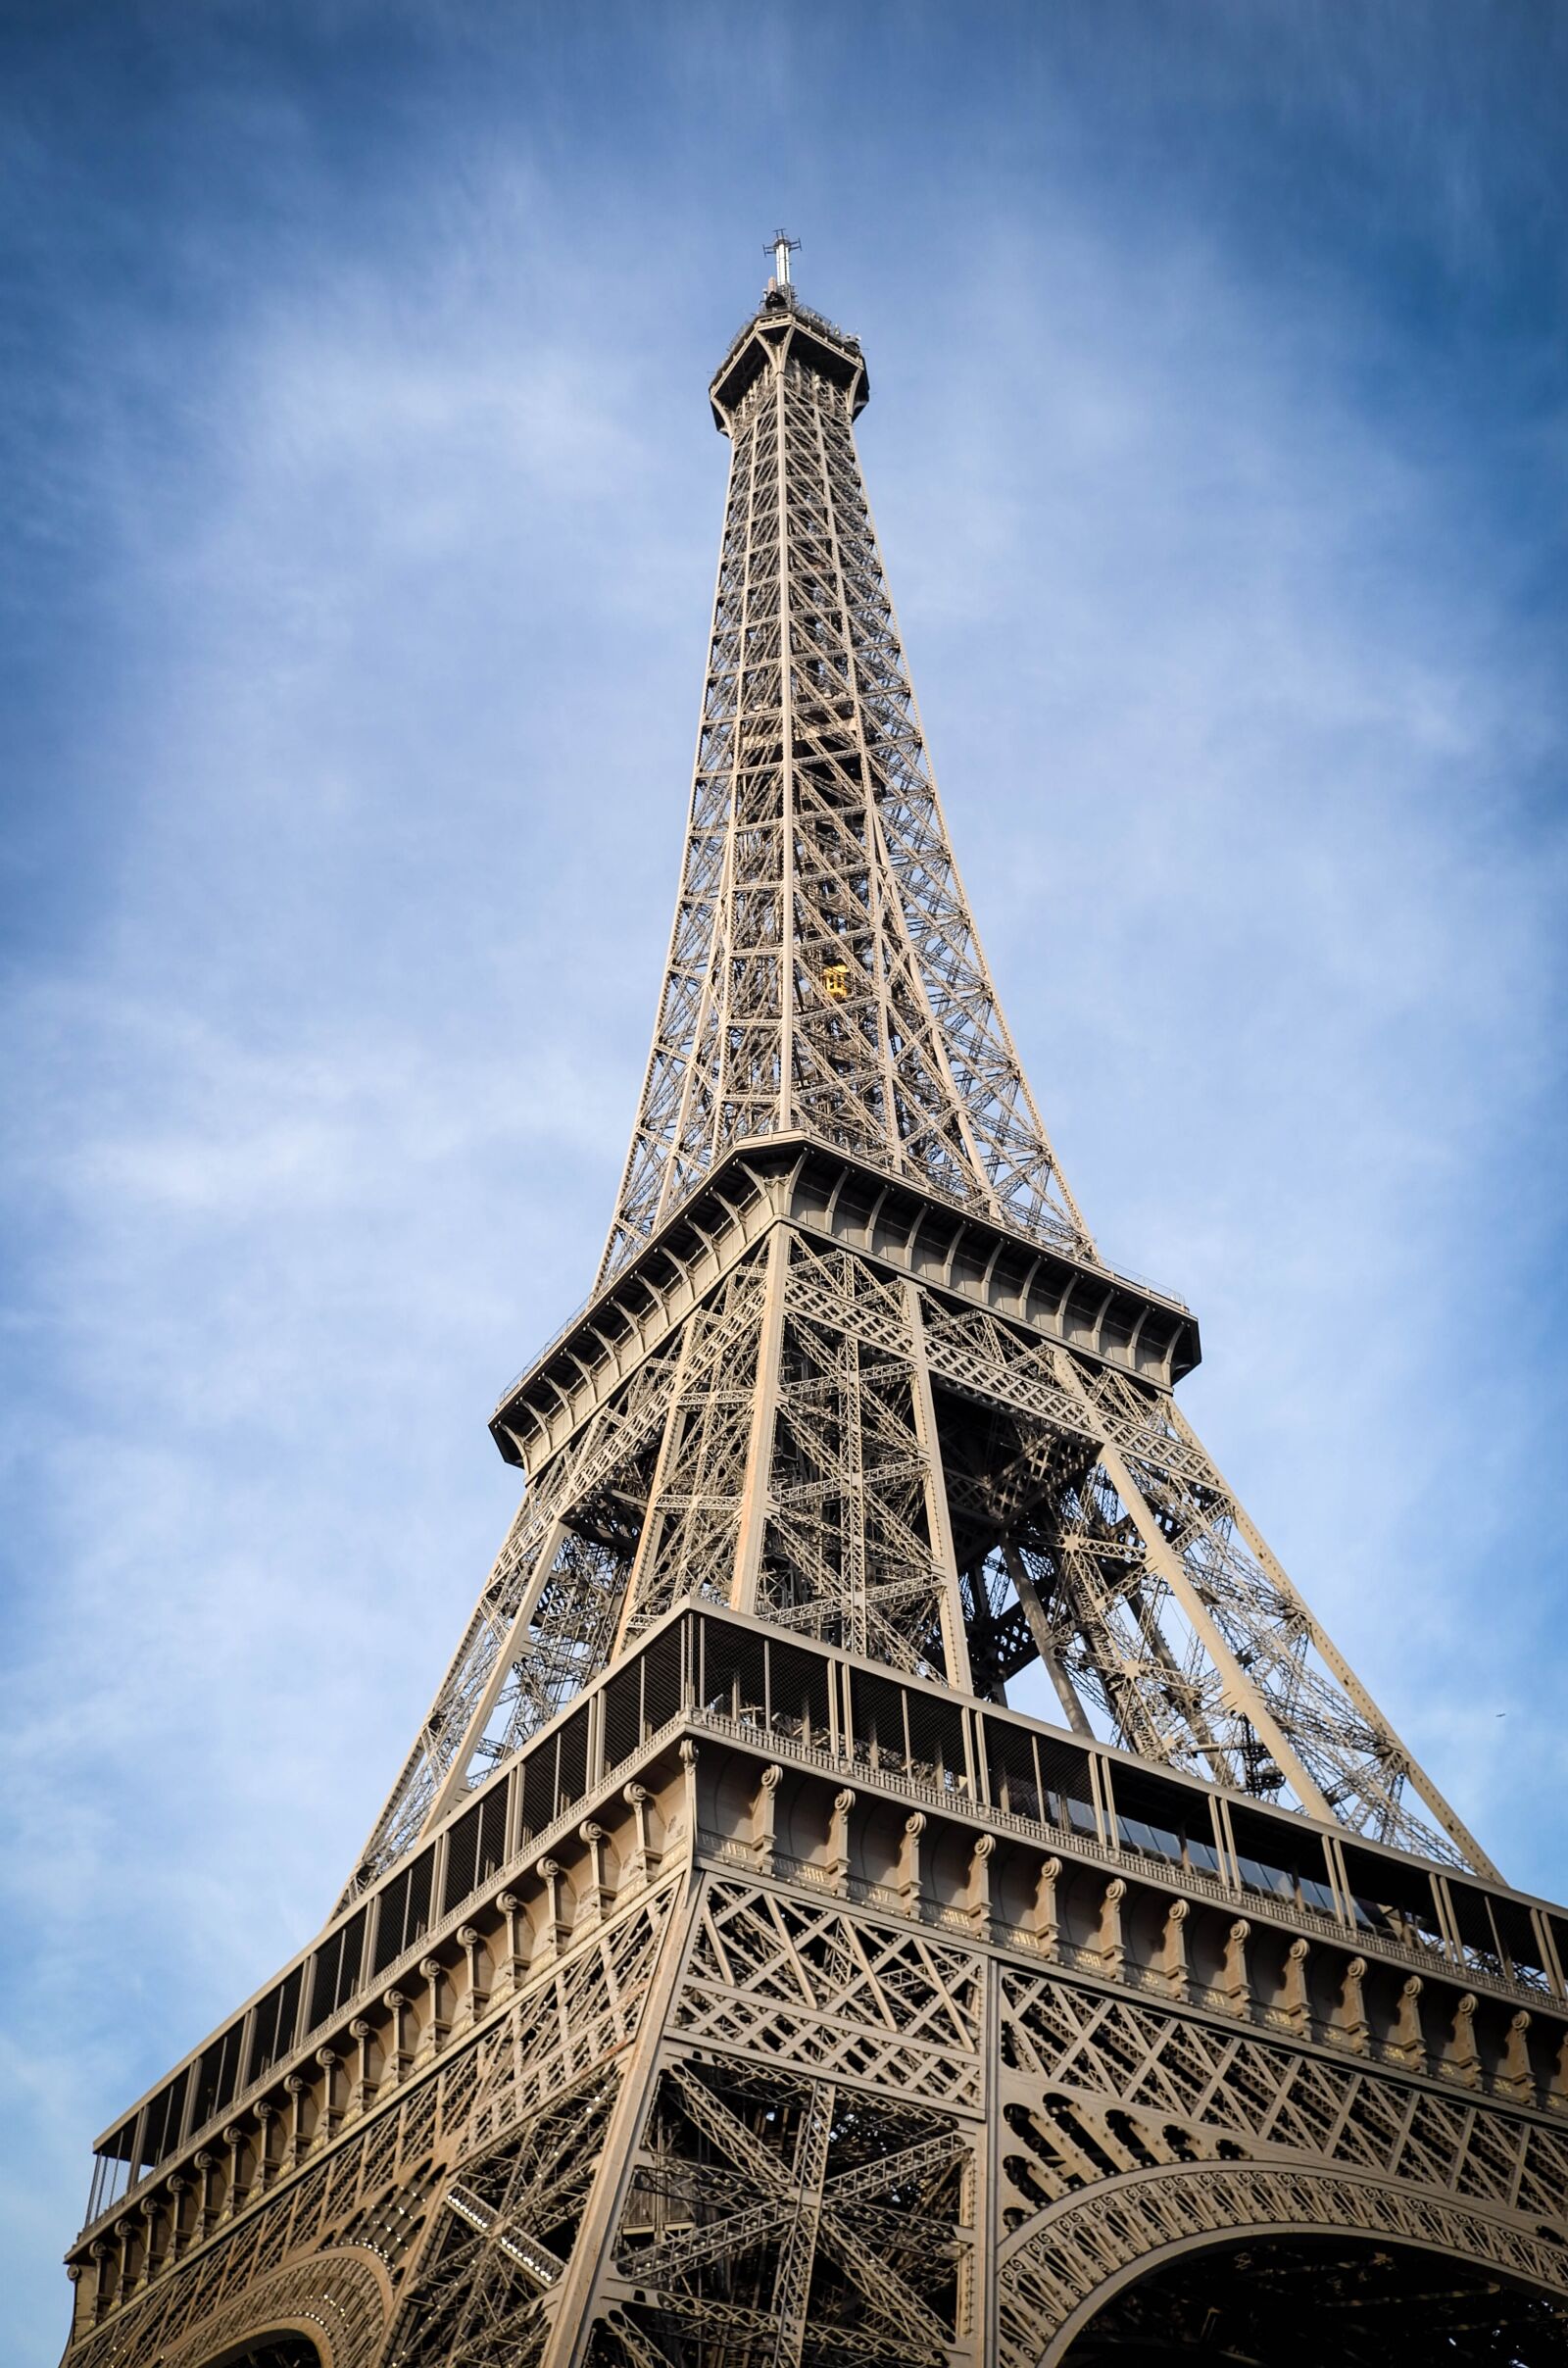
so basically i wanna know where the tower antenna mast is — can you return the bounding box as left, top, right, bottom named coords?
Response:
left=765, top=224, right=801, bottom=286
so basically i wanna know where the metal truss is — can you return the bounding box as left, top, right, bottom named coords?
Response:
left=65, top=272, right=1550, bottom=2368
left=999, top=1348, right=1493, bottom=1871
left=345, top=1335, right=690, bottom=1894
left=70, top=1817, right=1568, bottom=2368
left=354, top=1207, right=1493, bottom=1894
left=605, top=2058, right=969, bottom=2366
left=599, top=289, right=1092, bottom=1287
left=66, top=1887, right=677, bottom=2368
left=383, top=2071, right=619, bottom=2368
left=341, top=277, right=1490, bottom=1900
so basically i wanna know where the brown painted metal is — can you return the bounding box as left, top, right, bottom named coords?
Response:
left=62, top=269, right=1565, bottom=2367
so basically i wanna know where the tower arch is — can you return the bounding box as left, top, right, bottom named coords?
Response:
left=194, top=2340, right=323, bottom=2368
left=998, top=2160, right=1568, bottom=2366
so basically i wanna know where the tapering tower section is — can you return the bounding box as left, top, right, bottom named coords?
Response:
left=601, top=284, right=1093, bottom=1283
left=339, top=278, right=1491, bottom=1902
left=63, top=267, right=1568, bottom=2368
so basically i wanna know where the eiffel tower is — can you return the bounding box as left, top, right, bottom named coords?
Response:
left=62, top=245, right=1568, bottom=2368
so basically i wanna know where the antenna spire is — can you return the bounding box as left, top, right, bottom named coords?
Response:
left=765, top=225, right=801, bottom=288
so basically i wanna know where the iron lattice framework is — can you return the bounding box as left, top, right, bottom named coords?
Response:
left=345, top=283, right=1488, bottom=1899
left=598, top=298, right=1091, bottom=1282
left=62, top=272, right=1568, bottom=2368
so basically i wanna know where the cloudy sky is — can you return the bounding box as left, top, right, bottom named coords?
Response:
left=4, top=0, right=1565, bottom=2348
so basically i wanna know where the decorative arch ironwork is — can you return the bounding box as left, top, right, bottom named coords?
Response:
left=997, top=2161, right=1568, bottom=2367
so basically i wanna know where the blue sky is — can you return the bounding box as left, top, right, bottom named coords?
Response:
left=3, top=1, right=1565, bottom=2350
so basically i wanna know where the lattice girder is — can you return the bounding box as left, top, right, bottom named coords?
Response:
left=599, top=290, right=1091, bottom=1286
left=351, top=1176, right=1492, bottom=1895
left=65, top=1651, right=1568, bottom=2367
left=69, top=274, right=1555, bottom=2368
